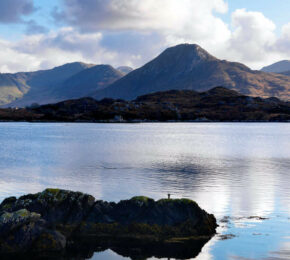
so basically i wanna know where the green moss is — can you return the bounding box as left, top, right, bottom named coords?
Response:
left=157, top=198, right=197, bottom=206
left=44, top=188, right=61, bottom=195
left=40, top=188, right=67, bottom=202
left=179, top=198, right=197, bottom=205
left=130, top=196, right=154, bottom=203
left=17, top=209, right=30, bottom=217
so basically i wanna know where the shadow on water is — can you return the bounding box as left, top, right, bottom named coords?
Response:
left=2, top=236, right=212, bottom=260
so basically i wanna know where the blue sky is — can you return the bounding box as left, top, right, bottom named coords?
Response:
left=0, top=0, right=289, bottom=72
left=226, top=0, right=290, bottom=29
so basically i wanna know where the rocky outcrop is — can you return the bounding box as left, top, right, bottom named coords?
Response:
left=0, top=189, right=217, bottom=259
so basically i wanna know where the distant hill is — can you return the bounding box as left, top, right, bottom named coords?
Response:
left=53, top=65, right=123, bottom=101
left=0, top=62, right=95, bottom=106
left=0, top=87, right=289, bottom=122
left=93, top=44, right=290, bottom=101
left=117, top=66, right=134, bottom=75
left=1, top=62, right=123, bottom=107
left=261, top=60, right=290, bottom=73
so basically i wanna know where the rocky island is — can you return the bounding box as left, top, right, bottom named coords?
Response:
left=0, top=87, right=289, bottom=122
left=0, top=189, right=217, bottom=259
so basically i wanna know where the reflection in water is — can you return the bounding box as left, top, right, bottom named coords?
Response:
left=63, top=236, right=211, bottom=260
left=0, top=123, right=289, bottom=259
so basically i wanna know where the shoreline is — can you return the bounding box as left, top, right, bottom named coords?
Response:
left=0, top=119, right=289, bottom=123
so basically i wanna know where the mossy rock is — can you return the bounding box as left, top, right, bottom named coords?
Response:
left=0, top=209, right=40, bottom=225
left=0, top=189, right=217, bottom=259
left=130, top=196, right=154, bottom=204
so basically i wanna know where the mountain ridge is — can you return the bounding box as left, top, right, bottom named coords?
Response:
left=0, top=43, right=289, bottom=107
left=1, top=62, right=124, bottom=107
left=93, top=44, right=290, bottom=101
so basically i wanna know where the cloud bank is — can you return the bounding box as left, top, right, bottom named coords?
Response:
left=0, top=0, right=289, bottom=72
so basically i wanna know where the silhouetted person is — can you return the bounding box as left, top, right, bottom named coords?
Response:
left=168, top=193, right=171, bottom=199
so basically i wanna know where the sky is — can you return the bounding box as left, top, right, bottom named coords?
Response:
left=0, top=0, right=289, bottom=73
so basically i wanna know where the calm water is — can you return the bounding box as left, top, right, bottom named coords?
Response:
left=0, top=123, right=289, bottom=259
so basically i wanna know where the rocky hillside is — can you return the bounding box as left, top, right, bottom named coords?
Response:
left=1, top=87, right=289, bottom=122
left=93, top=44, right=290, bottom=101
left=0, top=62, right=123, bottom=107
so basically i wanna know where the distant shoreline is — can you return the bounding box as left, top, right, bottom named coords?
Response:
left=0, top=120, right=289, bottom=123
left=1, top=88, right=289, bottom=122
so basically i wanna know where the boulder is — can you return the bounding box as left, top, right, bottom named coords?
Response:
left=0, top=209, right=66, bottom=255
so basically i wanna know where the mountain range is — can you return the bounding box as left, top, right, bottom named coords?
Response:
left=0, top=44, right=289, bottom=107
left=1, top=63, right=128, bottom=107
left=93, top=44, right=290, bottom=101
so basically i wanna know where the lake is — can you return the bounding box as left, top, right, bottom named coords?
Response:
left=0, top=122, right=289, bottom=259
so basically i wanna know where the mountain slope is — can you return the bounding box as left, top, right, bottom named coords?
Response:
left=53, top=65, right=123, bottom=100
left=93, top=44, right=290, bottom=101
left=261, top=60, right=290, bottom=73
left=6, top=62, right=97, bottom=107
left=0, top=73, right=30, bottom=105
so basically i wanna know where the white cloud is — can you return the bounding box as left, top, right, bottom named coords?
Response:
left=276, top=22, right=290, bottom=55
left=0, top=28, right=146, bottom=73
left=218, top=9, right=278, bottom=68
left=54, top=0, right=228, bottom=32
left=0, top=1, right=290, bottom=72
left=53, top=0, right=231, bottom=59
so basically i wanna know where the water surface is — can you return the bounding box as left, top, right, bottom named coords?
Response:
left=0, top=123, right=289, bottom=259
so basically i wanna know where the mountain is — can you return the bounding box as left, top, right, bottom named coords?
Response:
left=0, top=73, right=29, bottom=105
left=93, top=44, right=290, bottom=101
left=0, top=62, right=95, bottom=107
left=1, top=44, right=290, bottom=107
left=52, top=65, right=123, bottom=100
left=117, top=66, right=134, bottom=75
left=1, top=87, right=289, bottom=122
left=1, top=62, right=123, bottom=107
left=261, top=60, right=290, bottom=73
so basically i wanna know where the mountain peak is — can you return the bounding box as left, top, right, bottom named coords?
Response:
left=160, top=43, right=217, bottom=64
left=51, top=62, right=95, bottom=72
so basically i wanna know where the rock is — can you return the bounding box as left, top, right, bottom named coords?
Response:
left=0, top=189, right=217, bottom=259
left=0, top=208, right=66, bottom=255
left=1, top=188, right=95, bottom=224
